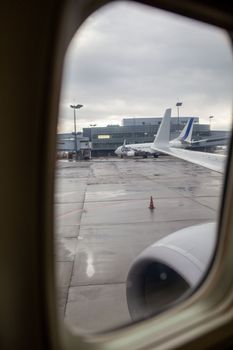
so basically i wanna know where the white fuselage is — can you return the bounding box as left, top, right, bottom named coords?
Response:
left=115, top=142, right=155, bottom=157
left=115, top=139, right=188, bottom=157
left=169, top=139, right=189, bottom=149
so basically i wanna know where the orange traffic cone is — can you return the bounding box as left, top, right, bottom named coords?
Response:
left=149, top=196, right=155, bottom=209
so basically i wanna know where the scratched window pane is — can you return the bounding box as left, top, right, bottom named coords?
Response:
left=55, top=1, right=232, bottom=335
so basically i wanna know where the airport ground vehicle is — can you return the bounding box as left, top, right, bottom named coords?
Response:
left=1, top=1, right=233, bottom=350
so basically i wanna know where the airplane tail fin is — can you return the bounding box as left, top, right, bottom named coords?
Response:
left=122, top=139, right=127, bottom=150
left=153, top=108, right=171, bottom=146
left=177, top=117, right=194, bottom=143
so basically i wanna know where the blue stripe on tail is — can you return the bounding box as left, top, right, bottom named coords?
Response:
left=182, top=118, right=194, bottom=141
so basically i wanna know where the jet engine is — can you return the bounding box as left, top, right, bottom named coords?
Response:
left=126, top=222, right=216, bottom=321
left=126, top=150, right=135, bottom=157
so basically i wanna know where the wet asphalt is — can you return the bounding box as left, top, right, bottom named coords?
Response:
left=54, top=156, right=222, bottom=334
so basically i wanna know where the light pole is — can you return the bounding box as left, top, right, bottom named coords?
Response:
left=176, top=102, right=182, bottom=133
left=70, top=104, right=83, bottom=158
left=89, top=124, right=96, bottom=144
left=209, top=115, right=214, bottom=130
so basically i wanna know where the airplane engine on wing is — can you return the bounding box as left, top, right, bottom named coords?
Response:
left=126, top=222, right=216, bottom=321
left=126, top=150, right=136, bottom=157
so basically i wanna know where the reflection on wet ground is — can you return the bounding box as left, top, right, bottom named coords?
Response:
left=55, top=156, right=223, bottom=334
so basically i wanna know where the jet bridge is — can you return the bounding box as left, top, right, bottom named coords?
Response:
left=57, top=133, right=92, bottom=160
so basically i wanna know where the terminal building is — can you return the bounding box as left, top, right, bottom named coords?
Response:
left=57, top=116, right=229, bottom=157
left=122, top=116, right=198, bottom=127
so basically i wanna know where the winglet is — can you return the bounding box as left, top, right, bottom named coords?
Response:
left=178, top=117, right=194, bottom=143
left=153, top=108, right=171, bottom=146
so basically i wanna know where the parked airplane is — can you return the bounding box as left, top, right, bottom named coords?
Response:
left=126, top=107, right=227, bottom=320
left=115, top=110, right=195, bottom=158
left=185, top=134, right=229, bottom=152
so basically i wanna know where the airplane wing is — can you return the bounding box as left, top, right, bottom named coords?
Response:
left=152, top=108, right=226, bottom=173
left=152, top=145, right=225, bottom=173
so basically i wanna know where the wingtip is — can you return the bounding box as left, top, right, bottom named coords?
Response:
left=153, top=108, right=171, bottom=146
left=164, top=108, right=172, bottom=117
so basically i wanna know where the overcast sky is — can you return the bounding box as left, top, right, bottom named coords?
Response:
left=58, top=1, right=233, bottom=133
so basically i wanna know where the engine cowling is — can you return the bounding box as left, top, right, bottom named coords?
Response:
left=126, top=222, right=216, bottom=321
left=126, top=150, right=135, bottom=157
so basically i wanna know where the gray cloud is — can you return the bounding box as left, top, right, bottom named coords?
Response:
left=59, top=1, right=233, bottom=132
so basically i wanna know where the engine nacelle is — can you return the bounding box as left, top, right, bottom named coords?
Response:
left=126, top=222, right=216, bottom=321
left=126, top=150, right=135, bottom=157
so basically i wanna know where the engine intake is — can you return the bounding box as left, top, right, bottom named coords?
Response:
left=126, top=222, right=216, bottom=321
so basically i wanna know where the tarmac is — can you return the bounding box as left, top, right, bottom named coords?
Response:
left=54, top=156, right=223, bottom=335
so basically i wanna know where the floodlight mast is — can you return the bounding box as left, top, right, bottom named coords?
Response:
left=70, top=104, right=83, bottom=158
left=176, top=102, right=182, bottom=132
left=209, top=115, right=214, bottom=130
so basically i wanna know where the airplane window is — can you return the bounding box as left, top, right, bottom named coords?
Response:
left=55, top=1, right=233, bottom=335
